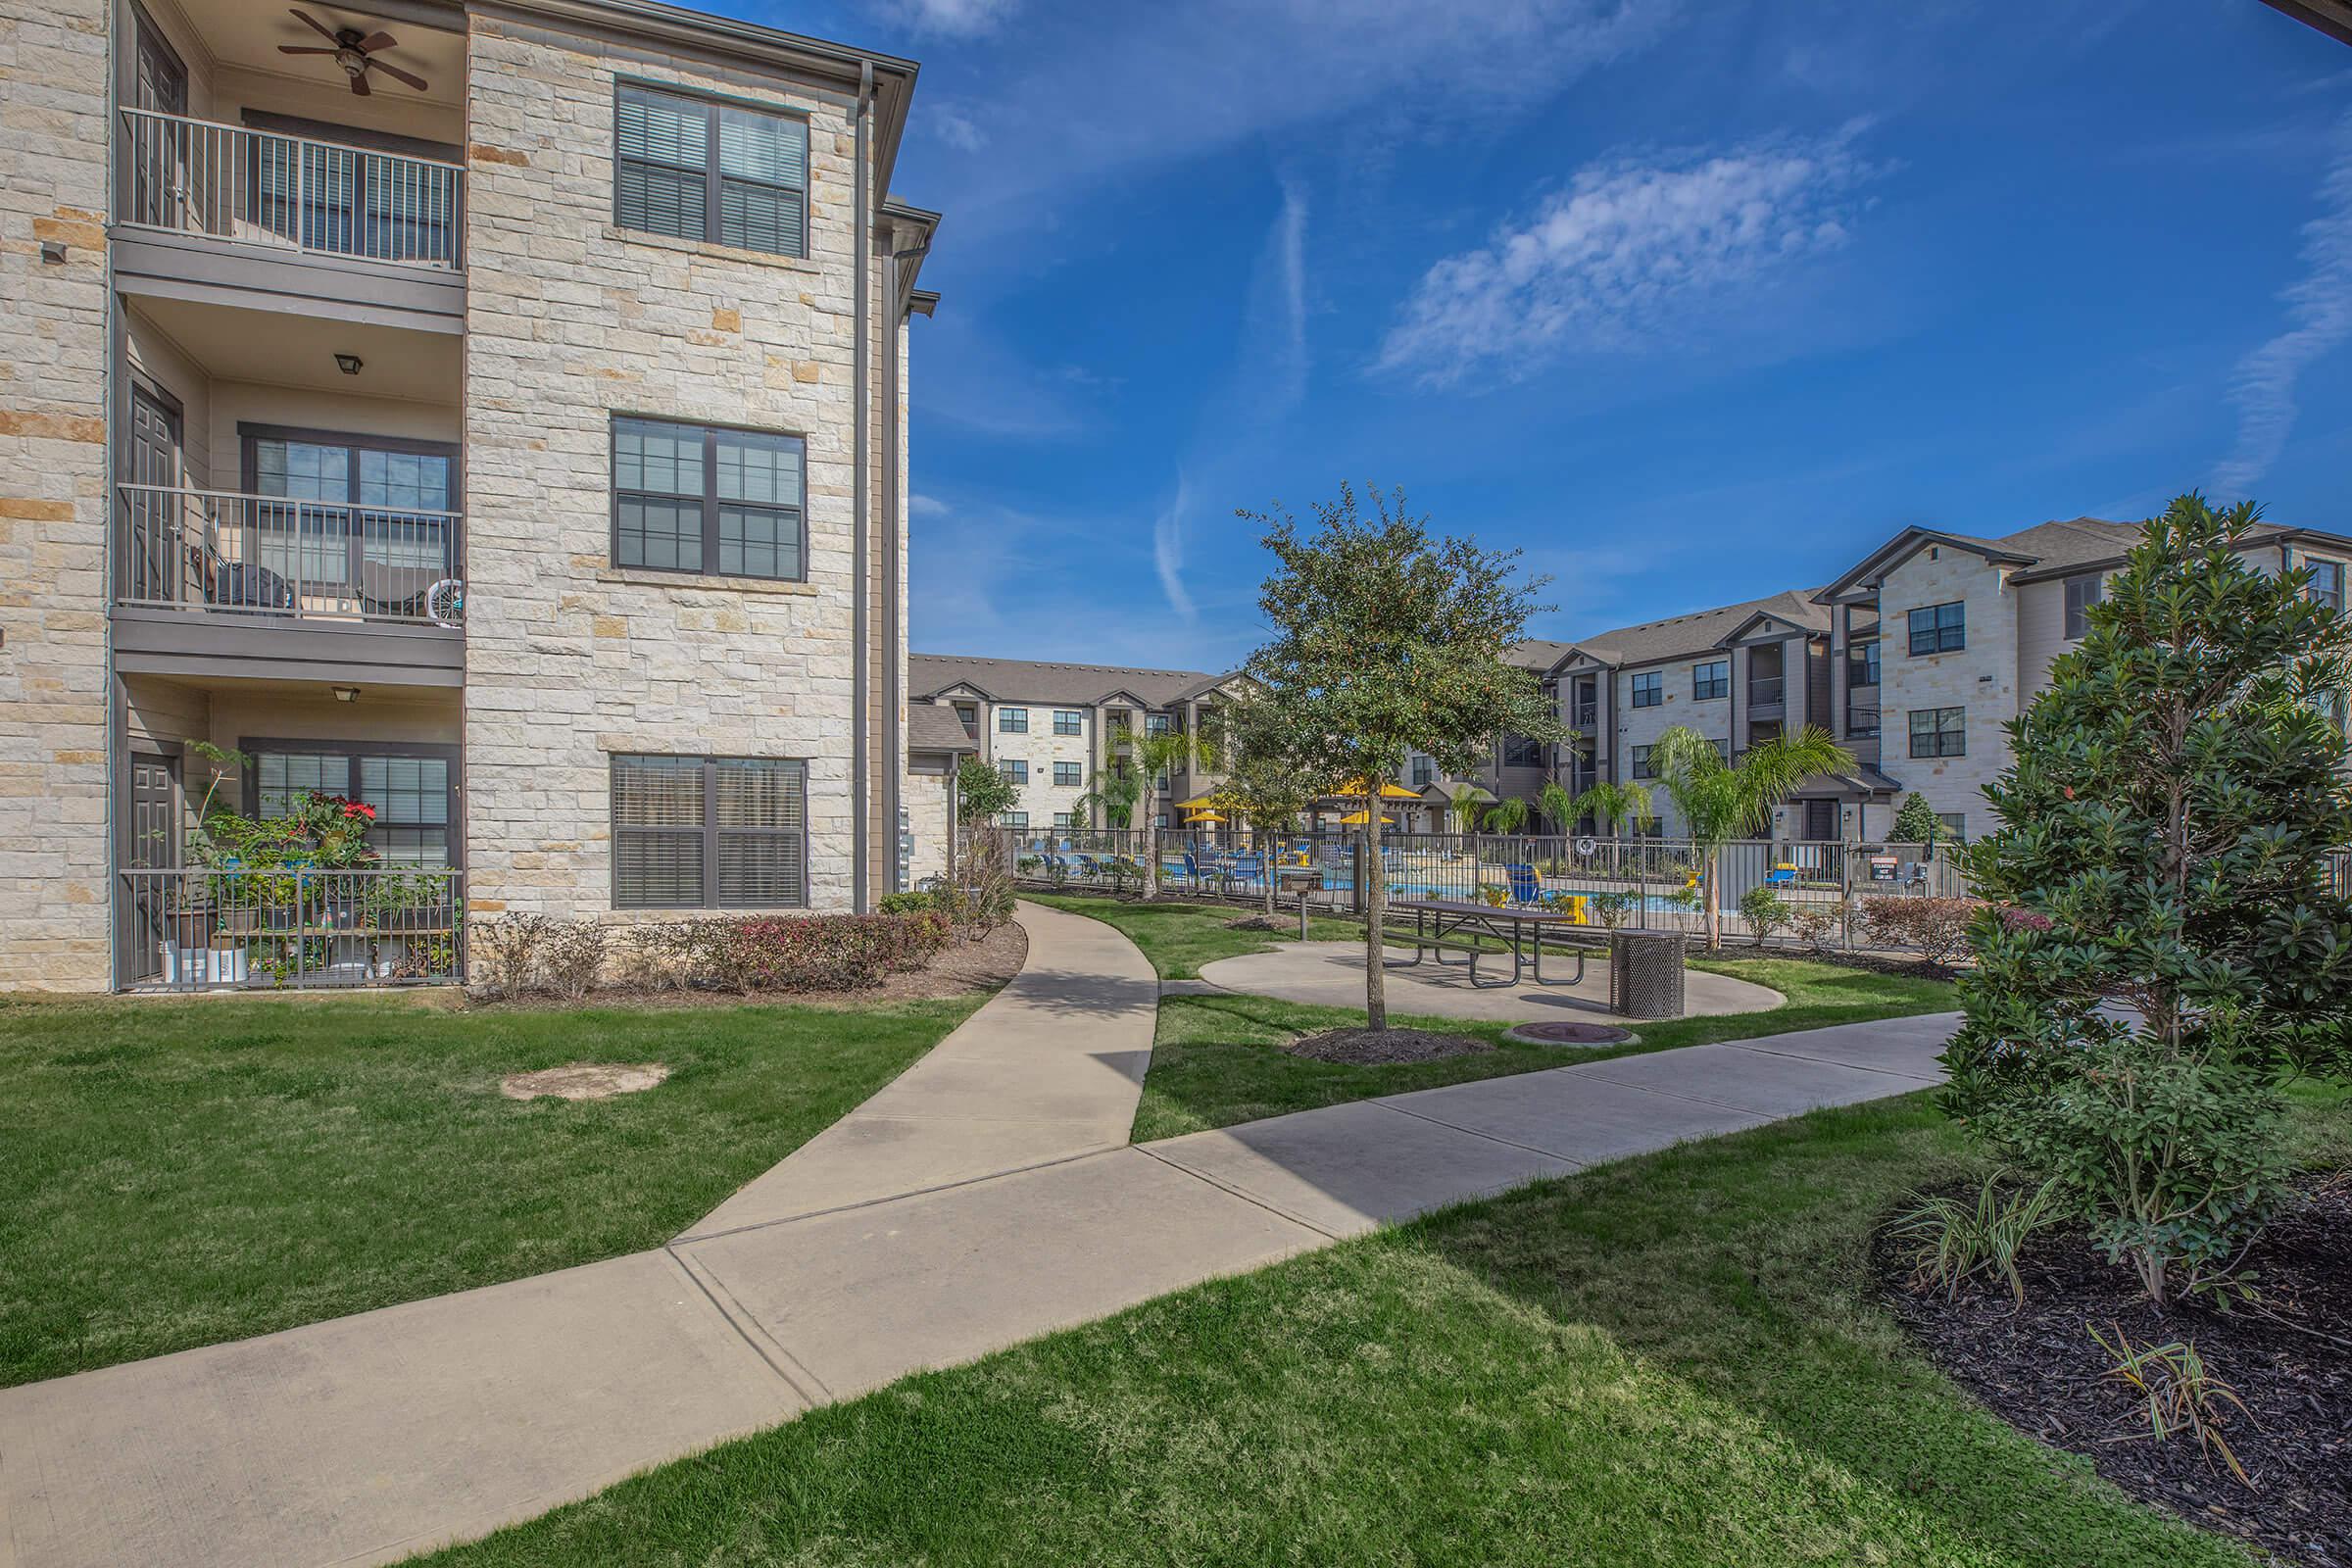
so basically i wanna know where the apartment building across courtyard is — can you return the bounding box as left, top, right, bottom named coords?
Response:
left=931, top=512, right=2352, bottom=848
left=0, top=0, right=939, bottom=991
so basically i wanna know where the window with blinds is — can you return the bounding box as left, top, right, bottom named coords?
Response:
left=612, top=416, right=806, bottom=582
left=252, top=745, right=453, bottom=864
left=615, top=84, right=808, bottom=259
left=612, top=755, right=807, bottom=908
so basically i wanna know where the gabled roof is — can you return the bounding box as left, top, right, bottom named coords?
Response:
left=1547, top=589, right=1830, bottom=672
left=1815, top=516, right=2151, bottom=602
left=909, top=653, right=1221, bottom=708
left=906, top=704, right=978, bottom=756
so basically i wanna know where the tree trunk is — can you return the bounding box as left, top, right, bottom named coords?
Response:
left=1143, top=814, right=1159, bottom=902
left=1262, top=827, right=1277, bottom=921
left=1364, top=804, right=1387, bottom=1031
left=1702, top=851, right=1722, bottom=951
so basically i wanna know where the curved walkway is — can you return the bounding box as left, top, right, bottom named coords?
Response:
left=1198, top=939, right=1783, bottom=1021
left=0, top=903, right=1957, bottom=1568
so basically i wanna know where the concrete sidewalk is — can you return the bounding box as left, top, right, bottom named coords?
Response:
left=0, top=898, right=1957, bottom=1568
left=688, top=900, right=1158, bottom=1235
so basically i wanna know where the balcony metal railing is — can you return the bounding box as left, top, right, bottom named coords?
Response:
left=118, top=107, right=464, bottom=270
left=1747, top=675, right=1787, bottom=707
left=1572, top=703, right=1598, bottom=730
left=121, top=866, right=465, bottom=991
left=1845, top=699, right=1882, bottom=737
left=117, top=483, right=465, bottom=627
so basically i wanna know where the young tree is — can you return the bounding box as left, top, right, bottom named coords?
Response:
left=1130, top=727, right=1218, bottom=900
left=1211, top=693, right=1323, bottom=919
left=1891, top=792, right=1943, bottom=847
left=1650, top=724, right=1854, bottom=951
left=954, top=757, right=1020, bottom=826
left=1240, top=482, right=1564, bottom=1031
left=1567, top=778, right=1653, bottom=838
left=1945, top=494, right=2352, bottom=1305
left=1073, top=763, right=1140, bottom=830
left=1485, top=796, right=1531, bottom=835
left=1446, top=782, right=1485, bottom=833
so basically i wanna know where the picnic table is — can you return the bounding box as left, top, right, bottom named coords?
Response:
left=1383, top=898, right=1597, bottom=990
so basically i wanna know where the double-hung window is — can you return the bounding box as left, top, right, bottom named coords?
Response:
left=1053, top=761, right=1082, bottom=787
left=2308, top=560, right=2344, bottom=613
left=249, top=741, right=457, bottom=865
left=1053, top=710, right=1083, bottom=736
left=1630, top=671, right=1663, bottom=709
left=612, top=416, right=805, bottom=581
left=615, top=84, right=808, bottom=258
left=1630, top=745, right=1656, bottom=780
left=2063, top=575, right=2104, bottom=640
left=1907, top=601, right=1966, bottom=656
left=612, top=754, right=807, bottom=907
left=1146, top=713, right=1173, bottom=737
left=1002, top=810, right=1028, bottom=830
left=1691, top=661, right=1729, bottom=702
left=1909, top=708, right=1966, bottom=760
left=999, top=708, right=1028, bottom=734
left=999, top=759, right=1027, bottom=784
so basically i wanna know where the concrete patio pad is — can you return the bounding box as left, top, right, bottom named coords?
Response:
left=0, top=1250, right=802, bottom=1568
left=1142, top=1100, right=1578, bottom=1238
left=688, top=901, right=1156, bottom=1235
left=1196, top=939, right=1782, bottom=1022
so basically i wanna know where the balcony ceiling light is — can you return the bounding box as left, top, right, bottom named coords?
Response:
left=334, top=353, right=364, bottom=375
left=333, top=686, right=362, bottom=703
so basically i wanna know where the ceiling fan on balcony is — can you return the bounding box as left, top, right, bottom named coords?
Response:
left=277, top=9, right=429, bottom=97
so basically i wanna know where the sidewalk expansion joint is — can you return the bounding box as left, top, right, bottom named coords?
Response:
left=664, top=1243, right=835, bottom=1405
left=673, top=1143, right=1128, bottom=1247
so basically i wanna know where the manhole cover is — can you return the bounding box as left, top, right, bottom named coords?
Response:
left=1502, top=1021, right=1634, bottom=1047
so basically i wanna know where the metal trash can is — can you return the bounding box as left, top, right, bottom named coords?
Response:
left=1609, top=929, right=1688, bottom=1019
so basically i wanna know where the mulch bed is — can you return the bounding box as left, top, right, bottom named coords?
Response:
left=1876, top=1174, right=2352, bottom=1566
left=1286, top=1027, right=1494, bottom=1065
left=1225, top=915, right=1284, bottom=932
left=1504, top=1021, right=1633, bottom=1046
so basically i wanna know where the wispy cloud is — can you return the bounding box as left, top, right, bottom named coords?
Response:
left=1376, top=126, right=1883, bottom=386
left=875, top=0, right=1018, bottom=38
left=2214, top=111, right=2352, bottom=495
left=1153, top=472, right=1197, bottom=621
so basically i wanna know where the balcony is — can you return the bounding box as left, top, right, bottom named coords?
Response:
left=1845, top=698, right=1882, bottom=738
left=121, top=865, right=464, bottom=992
left=112, top=484, right=464, bottom=683
left=120, top=108, right=463, bottom=269
left=1746, top=674, right=1786, bottom=720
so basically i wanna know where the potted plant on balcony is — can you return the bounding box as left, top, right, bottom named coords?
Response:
left=185, top=788, right=381, bottom=983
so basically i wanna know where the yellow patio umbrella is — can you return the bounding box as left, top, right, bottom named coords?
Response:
left=1336, top=778, right=1420, bottom=800
left=1337, top=809, right=1396, bottom=825
left=1173, top=794, right=1222, bottom=810
left=1182, top=809, right=1227, bottom=824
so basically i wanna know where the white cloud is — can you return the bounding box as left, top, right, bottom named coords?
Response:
left=1154, top=471, right=1197, bottom=621
left=877, top=0, right=1017, bottom=38
left=1375, top=127, right=1882, bottom=386
left=2214, top=111, right=2352, bottom=495
left=907, top=493, right=949, bottom=518
left=928, top=104, right=988, bottom=152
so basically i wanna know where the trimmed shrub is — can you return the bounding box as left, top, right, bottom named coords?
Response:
left=472, top=911, right=552, bottom=997
left=1789, top=905, right=1840, bottom=955
left=1857, top=895, right=1982, bottom=966
left=539, top=920, right=610, bottom=1002
left=1738, top=884, right=1791, bottom=947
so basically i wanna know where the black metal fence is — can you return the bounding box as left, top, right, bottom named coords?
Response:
left=1003, top=827, right=1971, bottom=945
left=120, top=867, right=465, bottom=991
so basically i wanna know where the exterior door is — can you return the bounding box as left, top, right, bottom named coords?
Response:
left=128, top=5, right=190, bottom=231
left=1802, top=798, right=1838, bottom=841
left=123, top=385, right=183, bottom=604
left=121, top=750, right=182, bottom=983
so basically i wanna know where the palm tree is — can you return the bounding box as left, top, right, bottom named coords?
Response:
left=1131, top=727, right=1218, bottom=900
left=1538, top=777, right=1576, bottom=836
left=1648, top=723, right=1853, bottom=951
left=1484, top=796, right=1530, bottom=835
left=1567, top=778, right=1654, bottom=838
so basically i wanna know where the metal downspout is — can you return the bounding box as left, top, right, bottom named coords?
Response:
left=851, top=62, right=872, bottom=911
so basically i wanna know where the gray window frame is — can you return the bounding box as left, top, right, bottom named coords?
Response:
left=2308, top=559, right=2344, bottom=613
left=1630, top=670, right=1663, bottom=709
left=241, top=736, right=462, bottom=867
left=998, top=758, right=1027, bottom=784
left=1052, top=760, right=1083, bottom=787
left=1002, top=810, right=1028, bottom=830
left=1907, top=600, right=1966, bottom=657
left=998, top=707, right=1028, bottom=734
left=609, top=753, right=809, bottom=910
left=1691, top=660, right=1730, bottom=702
left=609, top=414, right=808, bottom=583
left=1630, top=744, right=1656, bottom=780
left=612, top=80, right=808, bottom=259
left=1052, top=710, right=1084, bottom=736
left=1908, top=707, right=1966, bottom=760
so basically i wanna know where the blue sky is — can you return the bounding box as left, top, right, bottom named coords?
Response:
left=757, top=0, right=2351, bottom=671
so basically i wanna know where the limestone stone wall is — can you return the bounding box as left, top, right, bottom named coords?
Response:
left=460, top=14, right=877, bottom=919
left=904, top=762, right=952, bottom=887
left=1878, top=545, right=2021, bottom=838
left=0, top=0, right=112, bottom=990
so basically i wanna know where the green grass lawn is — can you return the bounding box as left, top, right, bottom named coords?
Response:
left=1023, top=895, right=1957, bottom=1141
left=0, top=993, right=981, bottom=1387
left=419, top=1087, right=2352, bottom=1568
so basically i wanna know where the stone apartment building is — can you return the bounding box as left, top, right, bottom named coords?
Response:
left=906, top=654, right=1247, bottom=847
left=0, top=0, right=939, bottom=991
left=928, top=513, right=2352, bottom=852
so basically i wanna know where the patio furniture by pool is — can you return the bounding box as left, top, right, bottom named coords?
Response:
left=1504, top=863, right=1544, bottom=906
left=1765, top=864, right=1797, bottom=887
